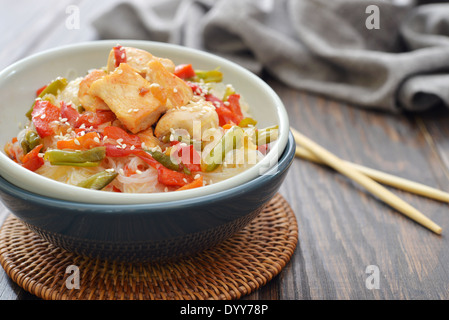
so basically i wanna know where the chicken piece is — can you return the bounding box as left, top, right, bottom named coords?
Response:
left=107, top=46, right=175, bottom=75
left=137, top=127, right=160, bottom=149
left=78, top=69, right=110, bottom=111
left=154, top=98, right=219, bottom=139
left=145, top=60, right=192, bottom=109
left=89, top=63, right=167, bottom=134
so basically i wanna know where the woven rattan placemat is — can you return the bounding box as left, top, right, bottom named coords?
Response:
left=0, top=194, right=297, bottom=300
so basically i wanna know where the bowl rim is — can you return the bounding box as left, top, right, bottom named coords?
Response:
left=0, top=40, right=290, bottom=205
left=0, top=132, right=295, bottom=214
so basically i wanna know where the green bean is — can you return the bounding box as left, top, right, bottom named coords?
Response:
left=49, top=161, right=102, bottom=167
left=201, top=126, right=244, bottom=172
left=20, top=130, right=41, bottom=154
left=146, top=150, right=180, bottom=171
left=44, top=147, right=106, bottom=166
left=238, top=117, right=258, bottom=128
left=26, top=77, right=68, bottom=119
left=255, top=125, right=279, bottom=146
left=194, top=69, right=223, bottom=83
left=77, top=170, right=118, bottom=190
left=222, top=86, right=236, bottom=101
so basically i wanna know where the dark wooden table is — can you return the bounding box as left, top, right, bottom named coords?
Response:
left=1, top=0, right=448, bottom=301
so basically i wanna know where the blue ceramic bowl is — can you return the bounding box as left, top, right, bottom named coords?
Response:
left=0, top=132, right=295, bottom=262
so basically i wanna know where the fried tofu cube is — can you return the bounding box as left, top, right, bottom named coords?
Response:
left=89, top=63, right=167, bottom=134
left=145, top=60, right=193, bottom=109
left=107, top=46, right=176, bottom=75
left=78, top=69, right=110, bottom=112
left=137, top=127, right=161, bottom=149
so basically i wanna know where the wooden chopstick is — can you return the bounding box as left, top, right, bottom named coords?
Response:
left=290, top=127, right=443, bottom=235
left=295, top=145, right=449, bottom=203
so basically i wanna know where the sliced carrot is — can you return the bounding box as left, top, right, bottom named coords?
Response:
left=176, top=176, right=203, bottom=191
left=57, top=132, right=102, bottom=150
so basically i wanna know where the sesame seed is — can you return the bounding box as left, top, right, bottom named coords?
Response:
left=183, top=178, right=188, bottom=183
left=74, top=139, right=80, bottom=145
left=194, top=174, right=200, bottom=180
left=130, top=145, right=135, bottom=150
left=133, top=109, right=139, bottom=112
left=136, top=169, right=142, bottom=174
left=173, top=88, right=178, bottom=93
left=40, top=114, right=46, bottom=119
left=119, top=168, right=125, bottom=175
left=128, top=108, right=133, bottom=113
left=93, top=137, right=100, bottom=143
left=116, top=138, right=123, bottom=144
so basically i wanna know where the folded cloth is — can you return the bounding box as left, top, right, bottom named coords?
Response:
left=93, top=0, right=449, bottom=112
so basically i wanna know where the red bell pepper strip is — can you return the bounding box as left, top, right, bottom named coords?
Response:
left=60, top=102, right=80, bottom=127
left=157, top=165, right=193, bottom=187
left=31, top=100, right=61, bottom=138
left=102, top=126, right=142, bottom=148
left=226, top=94, right=244, bottom=122
left=135, top=150, right=193, bottom=187
left=134, top=149, right=160, bottom=168
left=35, top=85, right=47, bottom=97
left=104, top=144, right=140, bottom=157
left=75, top=110, right=116, bottom=129
left=21, top=144, right=44, bottom=171
left=113, top=45, right=127, bottom=67
left=171, top=142, right=202, bottom=172
left=187, top=82, right=244, bottom=126
left=174, top=64, right=196, bottom=80
left=60, top=101, right=116, bottom=129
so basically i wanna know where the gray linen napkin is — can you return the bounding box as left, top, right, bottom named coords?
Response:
left=93, top=0, right=449, bottom=112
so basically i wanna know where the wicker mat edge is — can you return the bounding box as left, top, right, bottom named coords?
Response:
left=0, top=193, right=298, bottom=300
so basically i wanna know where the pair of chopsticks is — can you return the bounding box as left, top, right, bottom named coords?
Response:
left=290, top=127, right=443, bottom=235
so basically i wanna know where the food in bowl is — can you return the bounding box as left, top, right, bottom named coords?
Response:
left=3, top=45, right=279, bottom=194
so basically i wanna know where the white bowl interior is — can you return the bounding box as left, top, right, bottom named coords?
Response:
left=0, top=40, right=289, bottom=204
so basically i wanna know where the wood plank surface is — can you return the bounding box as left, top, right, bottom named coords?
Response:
left=1, top=0, right=448, bottom=301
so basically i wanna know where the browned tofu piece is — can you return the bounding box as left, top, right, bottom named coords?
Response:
left=89, top=63, right=167, bottom=134
left=107, top=47, right=175, bottom=75
left=137, top=127, right=161, bottom=149
left=78, top=69, right=110, bottom=111
left=145, top=60, right=192, bottom=109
